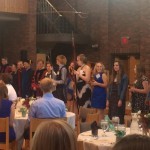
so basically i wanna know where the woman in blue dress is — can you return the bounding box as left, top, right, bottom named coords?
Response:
left=91, top=62, right=108, bottom=120
left=0, top=81, right=16, bottom=142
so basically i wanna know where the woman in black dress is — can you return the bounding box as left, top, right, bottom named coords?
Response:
left=107, top=61, right=128, bottom=124
left=74, top=54, right=91, bottom=109
left=129, top=64, right=149, bottom=113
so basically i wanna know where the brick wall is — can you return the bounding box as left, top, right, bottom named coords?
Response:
left=76, top=0, right=150, bottom=76
left=1, top=0, right=37, bottom=65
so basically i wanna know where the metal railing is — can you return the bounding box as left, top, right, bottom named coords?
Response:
left=37, top=0, right=76, bottom=34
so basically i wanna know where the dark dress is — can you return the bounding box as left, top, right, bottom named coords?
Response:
left=0, top=99, right=16, bottom=142
left=76, top=69, right=91, bottom=108
left=132, top=76, right=149, bottom=113
left=108, top=74, right=128, bottom=124
left=22, top=68, right=34, bottom=98
left=53, top=66, right=67, bottom=103
left=91, top=73, right=106, bottom=109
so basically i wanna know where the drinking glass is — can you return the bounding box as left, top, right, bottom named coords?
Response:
left=101, top=120, right=109, bottom=137
left=112, top=116, right=120, bottom=130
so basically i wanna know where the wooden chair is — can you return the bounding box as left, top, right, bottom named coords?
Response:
left=77, top=140, right=84, bottom=150
left=78, top=107, right=97, bottom=122
left=124, top=115, right=132, bottom=127
left=77, top=107, right=97, bottom=135
left=86, top=112, right=100, bottom=124
left=30, top=117, right=67, bottom=143
left=0, top=117, right=16, bottom=150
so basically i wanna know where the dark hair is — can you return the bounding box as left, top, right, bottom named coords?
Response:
left=77, top=54, right=87, bottom=64
left=112, top=134, right=150, bottom=150
left=110, top=60, right=124, bottom=84
left=46, top=62, right=52, bottom=66
left=136, top=64, right=146, bottom=80
left=1, top=57, right=8, bottom=61
left=0, top=73, right=12, bottom=84
left=0, top=81, right=8, bottom=102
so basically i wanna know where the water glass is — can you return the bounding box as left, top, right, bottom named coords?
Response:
left=112, top=116, right=120, bottom=129
left=101, top=120, right=109, bottom=137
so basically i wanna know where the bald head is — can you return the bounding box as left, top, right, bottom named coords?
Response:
left=40, top=78, right=54, bottom=93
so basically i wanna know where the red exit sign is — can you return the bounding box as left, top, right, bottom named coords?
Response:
left=121, top=37, right=129, bottom=45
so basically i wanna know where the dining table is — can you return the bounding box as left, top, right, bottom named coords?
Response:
left=13, top=99, right=76, bottom=150
left=77, top=128, right=131, bottom=150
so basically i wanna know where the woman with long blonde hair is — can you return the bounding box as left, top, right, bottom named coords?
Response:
left=91, top=62, right=108, bottom=120
left=31, top=120, right=77, bottom=150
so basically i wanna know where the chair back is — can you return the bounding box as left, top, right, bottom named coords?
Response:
left=79, top=107, right=97, bottom=122
left=77, top=140, right=84, bottom=150
left=0, top=117, right=9, bottom=150
left=30, top=117, right=67, bottom=142
left=86, top=112, right=100, bottom=123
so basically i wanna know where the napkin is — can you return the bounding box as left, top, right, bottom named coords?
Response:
left=91, top=121, right=98, bottom=136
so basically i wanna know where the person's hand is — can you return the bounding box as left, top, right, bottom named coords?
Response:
left=118, top=100, right=122, bottom=107
left=74, top=70, right=79, bottom=76
left=91, top=80, right=98, bottom=86
left=129, top=86, right=136, bottom=92
left=106, top=100, right=109, bottom=107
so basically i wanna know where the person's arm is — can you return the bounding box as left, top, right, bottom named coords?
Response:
left=10, top=103, right=15, bottom=126
left=61, top=103, right=66, bottom=117
left=118, top=75, right=128, bottom=107
left=91, top=73, right=108, bottom=88
left=130, top=80, right=149, bottom=94
left=74, top=66, right=91, bottom=82
left=119, top=75, right=129, bottom=101
left=106, top=84, right=111, bottom=107
left=28, top=103, right=36, bottom=121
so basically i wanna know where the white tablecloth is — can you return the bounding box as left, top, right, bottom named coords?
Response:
left=77, top=128, right=130, bottom=150
left=14, top=111, right=75, bottom=150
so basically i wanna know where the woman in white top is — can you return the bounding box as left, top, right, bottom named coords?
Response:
left=0, top=73, right=17, bottom=101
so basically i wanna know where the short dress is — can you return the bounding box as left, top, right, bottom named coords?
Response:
left=76, top=70, right=91, bottom=108
left=132, top=76, right=149, bottom=113
left=91, top=73, right=106, bottom=109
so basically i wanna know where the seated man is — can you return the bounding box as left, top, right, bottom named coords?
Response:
left=24, top=78, right=66, bottom=139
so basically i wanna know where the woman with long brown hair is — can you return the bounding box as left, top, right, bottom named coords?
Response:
left=129, top=64, right=149, bottom=113
left=107, top=60, right=128, bottom=124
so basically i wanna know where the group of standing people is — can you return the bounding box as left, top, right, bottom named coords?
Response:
left=68, top=54, right=149, bottom=124
left=0, top=54, right=149, bottom=124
